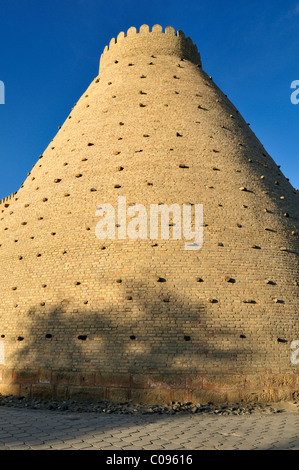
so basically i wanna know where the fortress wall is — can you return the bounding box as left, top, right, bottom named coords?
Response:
left=0, top=26, right=298, bottom=404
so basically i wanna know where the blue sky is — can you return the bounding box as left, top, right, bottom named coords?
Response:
left=0, top=0, right=298, bottom=199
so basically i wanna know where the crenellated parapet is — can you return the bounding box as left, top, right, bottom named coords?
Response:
left=0, top=191, right=17, bottom=208
left=99, top=24, right=201, bottom=71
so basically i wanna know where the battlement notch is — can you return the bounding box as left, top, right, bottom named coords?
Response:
left=99, top=24, right=201, bottom=71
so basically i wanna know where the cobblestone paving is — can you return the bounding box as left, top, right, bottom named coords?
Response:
left=0, top=405, right=298, bottom=450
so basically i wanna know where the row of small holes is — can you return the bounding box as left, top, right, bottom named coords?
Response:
left=7, top=334, right=290, bottom=342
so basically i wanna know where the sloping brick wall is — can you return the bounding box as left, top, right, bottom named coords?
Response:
left=0, top=25, right=298, bottom=404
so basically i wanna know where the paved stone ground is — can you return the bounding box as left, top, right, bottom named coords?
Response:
left=0, top=402, right=298, bottom=451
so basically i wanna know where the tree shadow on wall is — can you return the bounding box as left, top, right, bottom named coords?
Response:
left=10, top=278, right=273, bottom=381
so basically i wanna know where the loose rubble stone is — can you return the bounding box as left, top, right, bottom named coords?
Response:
left=0, top=395, right=293, bottom=416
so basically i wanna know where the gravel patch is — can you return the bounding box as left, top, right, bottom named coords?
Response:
left=0, top=395, right=297, bottom=416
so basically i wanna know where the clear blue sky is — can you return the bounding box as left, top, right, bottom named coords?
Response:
left=0, top=0, right=298, bottom=199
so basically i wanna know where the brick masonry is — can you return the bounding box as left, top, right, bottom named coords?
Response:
left=0, top=25, right=298, bottom=404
